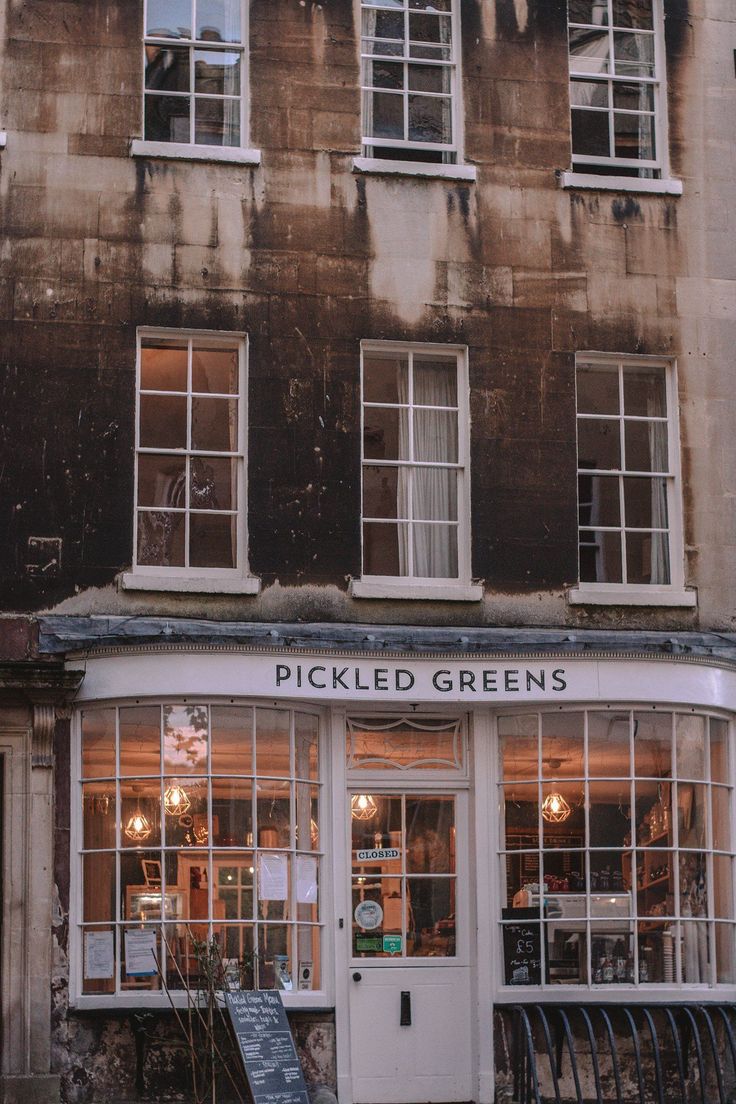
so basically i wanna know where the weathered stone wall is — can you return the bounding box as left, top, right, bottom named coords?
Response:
left=0, top=0, right=732, bottom=629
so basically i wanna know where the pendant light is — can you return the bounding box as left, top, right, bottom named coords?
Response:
left=542, top=792, right=572, bottom=824
left=351, top=793, right=378, bottom=820
left=164, top=783, right=191, bottom=817
left=124, top=809, right=153, bottom=843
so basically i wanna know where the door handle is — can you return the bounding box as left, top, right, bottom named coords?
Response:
left=400, top=990, right=411, bottom=1026
left=352, top=972, right=362, bottom=982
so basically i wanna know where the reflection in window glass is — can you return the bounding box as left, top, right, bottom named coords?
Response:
left=80, top=704, right=322, bottom=994
left=347, top=716, right=463, bottom=771
left=498, top=708, right=734, bottom=988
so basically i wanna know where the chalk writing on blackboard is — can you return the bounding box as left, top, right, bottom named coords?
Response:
left=502, top=907, right=542, bottom=986
left=225, top=991, right=310, bottom=1104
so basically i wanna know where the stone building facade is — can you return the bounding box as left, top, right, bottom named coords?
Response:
left=1, top=0, right=735, bottom=1102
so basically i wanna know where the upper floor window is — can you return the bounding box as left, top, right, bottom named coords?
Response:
left=133, top=330, right=247, bottom=582
left=360, top=0, right=459, bottom=165
left=355, top=342, right=478, bottom=601
left=144, top=0, right=246, bottom=148
left=574, top=356, right=689, bottom=601
left=567, top=0, right=665, bottom=179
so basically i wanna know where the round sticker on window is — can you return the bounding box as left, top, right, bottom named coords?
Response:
left=354, top=900, right=383, bottom=931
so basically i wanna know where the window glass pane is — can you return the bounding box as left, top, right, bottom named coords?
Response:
left=194, top=50, right=240, bottom=95
left=577, top=364, right=620, bottom=414
left=191, top=396, right=237, bottom=451
left=569, top=0, right=609, bottom=24
left=82, top=926, right=116, bottom=995
left=569, top=28, right=611, bottom=73
left=147, top=0, right=192, bottom=38
left=214, top=852, right=255, bottom=919
left=570, top=78, right=608, bottom=108
left=189, top=513, right=237, bottom=569
left=141, top=340, right=188, bottom=392
left=635, top=779, right=671, bottom=846
left=677, top=783, right=707, bottom=849
left=675, top=714, right=706, bottom=781
left=295, top=713, right=319, bottom=781
left=82, top=783, right=116, bottom=849
left=408, top=95, right=451, bottom=144
left=577, top=418, right=621, bottom=470
left=634, top=712, right=672, bottom=778
left=363, top=522, right=404, bottom=575
left=82, top=709, right=116, bottom=778
left=121, top=923, right=162, bottom=990
left=613, top=31, right=655, bottom=76
left=409, top=12, right=450, bottom=43
left=591, top=923, right=634, bottom=983
left=196, top=0, right=242, bottom=42
left=363, top=465, right=399, bottom=519
left=194, top=96, right=240, bottom=145
left=579, top=529, right=622, bottom=583
left=163, top=778, right=208, bottom=846
left=121, top=780, right=161, bottom=848
left=590, top=848, right=630, bottom=894
left=212, top=777, right=253, bottom=846
left=614, top=112, right=655, bottom=160
left=622, top=476, right=667, bottom=529
left=414, top=359, right=457, bottom=405
left=679, top=851, right=708, bottom=917
left=408, top=64, right=450, bottom=94
left=165, top=850, right=208, bottom=922
left=542, top=713, right=584, bottom=778
left=639, top=920, right=676, bottom=983
left=352, top=794, right=402, bottom=853
left=612, top=0, right=653, bottom=29
left=502, top=853, right=540, bottom=907
left=295, top=927, right=321, bottom=989
left=370, top=10, right=404, bottom=39
left=164, top=705, right=208, bottom=774
left=588, top=711, right=630, bottom=777
left=257, top=855, right=291, bottom=918
left=712, top=786, right=731, bottom=852
left=613, top=80, right=654, bottom=112
left=407, top=877, right=455, bottom=956
left=413, top=468, right=457, bottom=521
left=542, top=783, right=585, bottom=847
left=140, top=394, right=188, bottom=449
left=192, top=345, right=239, bottom=394
left=296, top=783, right=319, bottom=851
left=547, top=920, right=587, bottom=984
left=543, top=851, right=586, bottom=892
left=413, top=409, right=457, bottom=462
left=256, top=708, right=290, bottom=777
left=589, top=783, right=631, bottom=848
left=499, top=714, right=538, bottom=782
left=713, top=855, right=733, bottom=919
left=145, top=45, right=190, bottom=92
left=138, top=454, right=187, bottom=509
left=406, top=796, right=454, bottom=873
left=145, top=95, right=191, bottom=142
left=412, top=523, right=457, bottom=578
left=363, top=406, right=408, bottom=461
left=579, top=474, right=620, bottom=527
left=571, top=109, right=610, bottom=158
left=716, top=924, right=736, bottom=983
left=190, top=456, right=236, bottom=510
left=366, top=90, right=404, bottom=139
left=349, top=718, right=461, bottom=771
left=137, top=510, right=186, bottom=567
left=502, top=783, right=539, bottom=850
left=256, top=925, right=290, bottom=987
left=364, top=59, right=403, bottom=89
left=710, top=719, right=730, bottom=785
left=256, top=780, right=291, bottom=849
left=363, top=356, right=409, bottom=404
left=626, top=530, right=670, bottom=585
left=120, top=706, right=161, bottom=777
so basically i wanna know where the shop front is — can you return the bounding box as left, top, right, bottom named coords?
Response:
left=63, top=635, right=736, bottom=1104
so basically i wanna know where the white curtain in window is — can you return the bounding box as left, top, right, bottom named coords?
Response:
left=412, top=365, right=457, bottom=578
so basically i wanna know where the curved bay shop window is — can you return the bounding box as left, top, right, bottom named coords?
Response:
left=77, top=703, right=322, bottom=1000
left=499, top=709, right=736, bottom=988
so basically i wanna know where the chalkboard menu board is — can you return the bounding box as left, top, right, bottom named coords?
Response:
left=501, top=907, right=542, bottom=986
left=225, top=991, right=310, bottom=1104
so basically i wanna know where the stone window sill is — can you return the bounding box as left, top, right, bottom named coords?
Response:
left=352, top=156, right=477, bottom=182
left=558, top=171, right=682, bottom=196
left=130, top=139, right=262, bottom=166
left=120, top=572, right=261, bottom=595
left=350, top=579, right=483, bottom=601
left=568, top=586, right=696, bottom=607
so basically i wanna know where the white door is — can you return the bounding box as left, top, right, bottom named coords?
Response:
left=347, top=791, right=473, bottom=1104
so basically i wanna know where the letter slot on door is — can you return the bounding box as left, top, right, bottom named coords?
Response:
left=400, top=991, right=411, bottom=1026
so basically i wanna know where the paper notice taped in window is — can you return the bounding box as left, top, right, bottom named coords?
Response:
left=84, top=930, right=114, bottom=980
left=124, top=928, right=158, bottom=976
left=296, top=854, right=318, bottom=904
left=258, top=852, right=288, bottom=901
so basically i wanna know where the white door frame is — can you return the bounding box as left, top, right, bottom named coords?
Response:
left=332, top=706, right=494, bottom=1104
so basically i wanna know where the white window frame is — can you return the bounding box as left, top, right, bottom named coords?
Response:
left=70, top=697, right=331, bottom=1010
left=563, top=0, right=681, bottom=193
left=351, top=340, right=481, bottom=601
left=122, top=327, right=260, bottom=594
left=569, top=353, right=694, bottom=607
left=493, top=705, right=736, bottom=997
left=356, top=0, right=468, bottom=174
left=130, top=0, right=261, bottom=165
